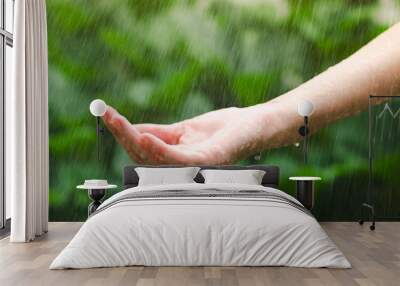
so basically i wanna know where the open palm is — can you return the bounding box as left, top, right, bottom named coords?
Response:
left=102, top=106, right=264, bottom=165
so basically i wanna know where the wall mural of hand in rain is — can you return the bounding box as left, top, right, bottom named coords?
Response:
left=47, top=0, right=400, bottom=221
left=102, top=23, right=400, bottom=165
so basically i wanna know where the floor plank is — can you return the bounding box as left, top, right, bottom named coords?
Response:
left=0, top=222, right=399, bottom=286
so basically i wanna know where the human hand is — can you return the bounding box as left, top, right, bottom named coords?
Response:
left=102, top=105, right=270, bottom=165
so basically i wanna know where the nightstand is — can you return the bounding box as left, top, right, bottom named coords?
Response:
left=77, top=180, right=117, bottom=216
left=289, top=177, right=321, bottom=210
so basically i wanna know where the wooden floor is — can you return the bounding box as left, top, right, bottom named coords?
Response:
left=0, top=222, right=399, bottom=286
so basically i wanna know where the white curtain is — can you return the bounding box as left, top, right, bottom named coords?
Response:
left=8, top=0, right=49, bottom=242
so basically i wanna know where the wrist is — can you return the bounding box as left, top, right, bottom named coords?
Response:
left=246, top=100, right=303, bottom=151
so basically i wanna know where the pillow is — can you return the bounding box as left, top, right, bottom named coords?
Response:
left=200, top=169, right=266, bottom=185
left=135, top=167, right=200, bottom=186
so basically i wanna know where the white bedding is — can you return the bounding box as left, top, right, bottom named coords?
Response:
left=50, top=183, right=351, bottom=269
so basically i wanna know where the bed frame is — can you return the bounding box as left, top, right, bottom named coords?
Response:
left=123, top=165, right=280, bottom=189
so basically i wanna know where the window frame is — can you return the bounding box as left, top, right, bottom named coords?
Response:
left=0, top=0, right=13, bottom=233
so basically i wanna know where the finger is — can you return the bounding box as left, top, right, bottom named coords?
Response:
left=102, top=107, right=118, bottom=134
left=102, top=107, right=146, bottom=163
left=135, top=123, right=182, bottom=144
left=110, top=122, right=144, bottom=164
left=102, top=106, right=129, bottom=137
left=110, top=114, right=149, bottom=162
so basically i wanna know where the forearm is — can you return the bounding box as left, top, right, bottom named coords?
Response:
left=252, top=22, right=400, bottom=150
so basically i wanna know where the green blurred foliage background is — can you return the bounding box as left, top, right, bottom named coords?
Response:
left=47, top=0, right=400, bottom=221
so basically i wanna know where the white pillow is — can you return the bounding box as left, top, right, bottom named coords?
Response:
left=135, top=167, right=200, bottom=186
left=200, top=169, right=266, bottom=185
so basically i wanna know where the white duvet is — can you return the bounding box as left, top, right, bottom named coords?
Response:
left=50, top=183, right=350, bottom=269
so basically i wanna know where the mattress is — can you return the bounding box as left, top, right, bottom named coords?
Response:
left=50, top=183, right=351, bottom=269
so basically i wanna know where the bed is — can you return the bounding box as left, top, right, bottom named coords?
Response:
left=50, top=165, right=350, bottom=269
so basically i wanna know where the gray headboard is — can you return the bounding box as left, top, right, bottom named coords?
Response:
left=123, top=165, right=280, bottom=189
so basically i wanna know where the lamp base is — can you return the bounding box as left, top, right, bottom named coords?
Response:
left=298, top=126, right=309, bottom=137
left=359, top=203, right=375, bottom=231
left=87, top=189, right=106, bottom=216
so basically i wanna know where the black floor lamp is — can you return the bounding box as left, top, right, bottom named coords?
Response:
left=89, top=99, right=107, bottom=161
left=82, top=99, right=110, bottom=216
